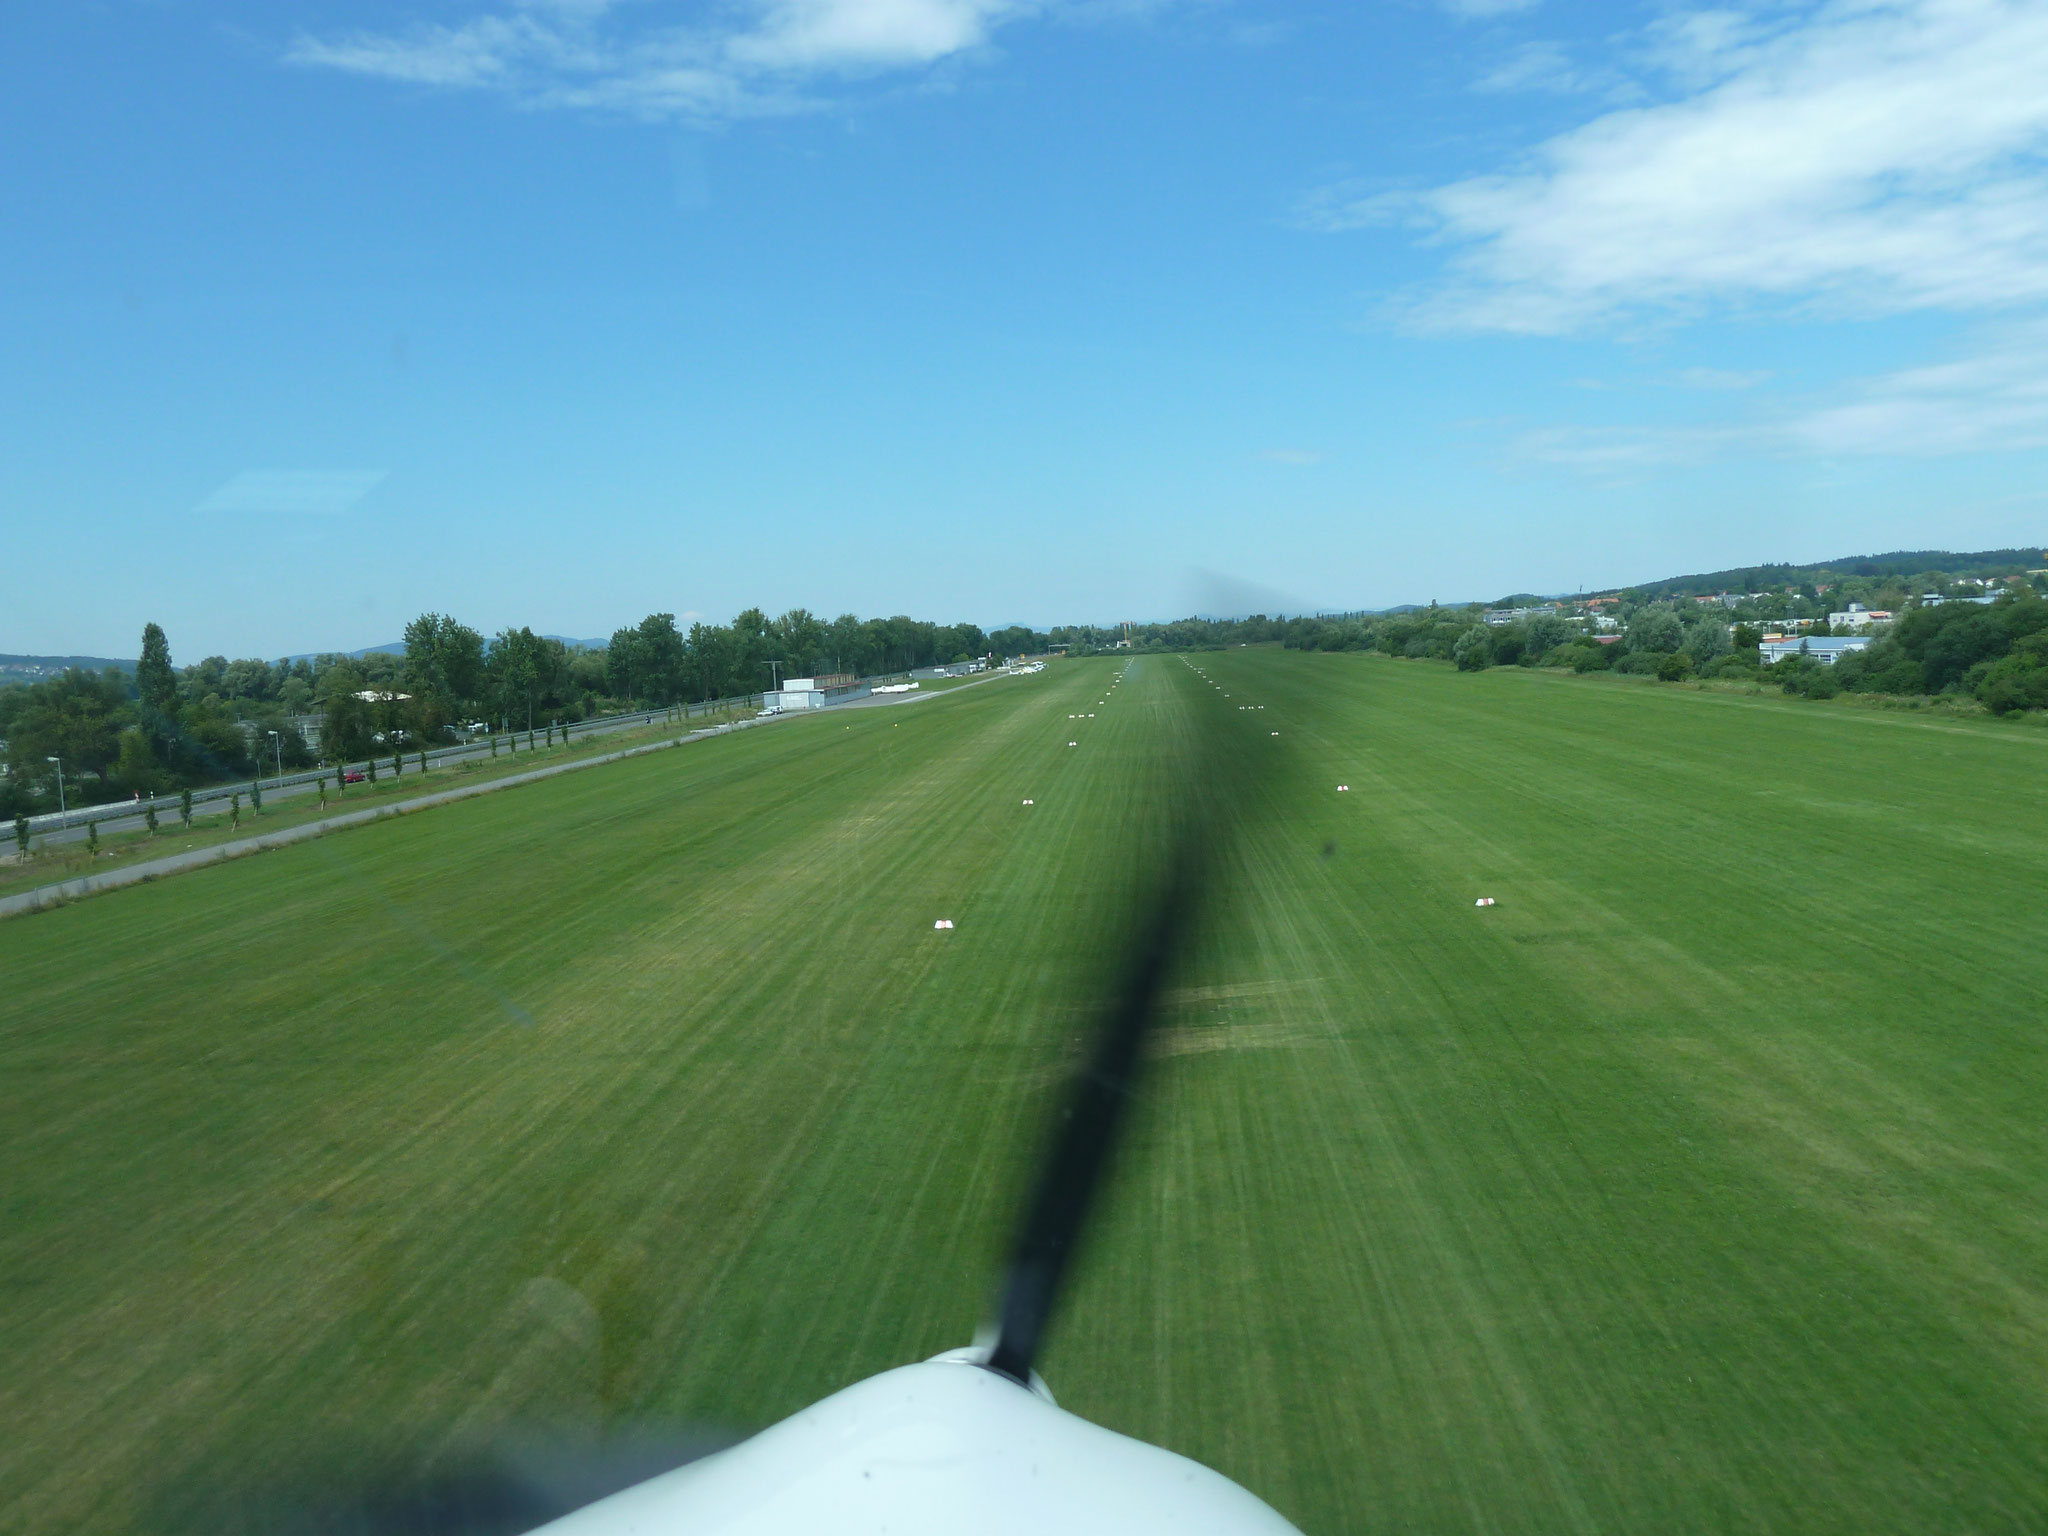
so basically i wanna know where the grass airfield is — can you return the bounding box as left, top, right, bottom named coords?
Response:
left=5, top=651, right=2048, bottom=1534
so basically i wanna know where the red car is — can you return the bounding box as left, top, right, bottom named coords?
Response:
left=341, top=769, right=367, bottom=784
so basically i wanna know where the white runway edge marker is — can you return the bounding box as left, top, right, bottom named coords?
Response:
left=934, top=919, right=955, bottom=929
left=1068, top=741, right=1077, bottom=747
left=1474, top=898, right=1496, bottom=908
left=1337, top=785, right=1349, bottom=792
left=1271, top=732, right=1280, bottom=736
left=1022, top=799, right=1034, bottom=805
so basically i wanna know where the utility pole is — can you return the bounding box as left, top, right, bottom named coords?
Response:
left=45, top=756, right=65, bottom=820
left=268, top=729, right=282, bottom=779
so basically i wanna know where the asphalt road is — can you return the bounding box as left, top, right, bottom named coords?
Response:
left=0, top=716, right=764, bottom=919
left=19, top=709, right=703, bottom=852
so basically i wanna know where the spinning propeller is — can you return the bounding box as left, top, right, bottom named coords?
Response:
left=526, top=682, right=1299, bottom=1534
left=200, top=669, right=1297, bottom=1535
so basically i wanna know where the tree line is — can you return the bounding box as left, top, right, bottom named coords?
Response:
left=1065, top=582, right=2048, bottom=714
left=14, top=574, right=2040, bottom=818
left=1776, top=592, right=2048, bottom=710
left=0, top=606, right=1031, bottom=816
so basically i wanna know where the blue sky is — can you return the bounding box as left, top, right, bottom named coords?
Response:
left=7, top=0, right=2048, bottom=657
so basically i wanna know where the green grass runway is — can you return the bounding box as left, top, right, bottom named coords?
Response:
left=4, top=652, right=2048, bottom=1534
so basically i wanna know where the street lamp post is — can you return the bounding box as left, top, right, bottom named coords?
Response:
left=45, top=756, right=65, bottom=821
left=268, top=730, right=282, bottom=779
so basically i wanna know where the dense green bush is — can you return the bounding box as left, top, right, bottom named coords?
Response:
left=1831, top=591, right=2047, bottom=710
left=1974, top=637, right=2048, bottom=713
left=1775, top=656, right=1842, bottom=699
left=1656, top=653, right=1696, bottom=682
left=1681, top=619, right=1731, bottom=668
left=1625, top=611, right=1684, bottom=654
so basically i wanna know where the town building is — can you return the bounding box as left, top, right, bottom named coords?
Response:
left=1759, top=636, right=1872, bottom=666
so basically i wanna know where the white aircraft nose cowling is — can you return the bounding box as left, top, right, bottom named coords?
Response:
left=535, top=1352, right=1301, bottom=1535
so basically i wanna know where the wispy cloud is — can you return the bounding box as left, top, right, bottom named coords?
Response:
left=1440, top=0, right=1542, bottom=20
left=1518, top=324, right=2048, bottom=468
left=1514, top=423, right=1747, bottom=469
left=1791, top=322, right=2048, bottom=454
left=1472, top=41, right=1579, bottom=92
left=288, top=17, right=547, bottom=88
left=1473, top=39, right=1639, bottom=98
left=286, top=0, right=1156, bottom=121
left=1673, top=366, right=1772, bottom=389
left=1310, top=0, right=2048, bottom=333
left=729, top=0, right=1012, bottom=69
left=196, top=470, right=389, bottom=515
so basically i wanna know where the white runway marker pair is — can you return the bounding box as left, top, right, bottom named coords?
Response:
left=1474, top=898, right=1496, bottom=908
left=1337, top=785, right=1349, bottom=792
left=934, top=919, right=955, bottom=929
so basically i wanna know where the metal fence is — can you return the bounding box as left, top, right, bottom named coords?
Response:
left=10, top=692, right=767, bottom=839
left=8, top=657, right=1027, bottom=844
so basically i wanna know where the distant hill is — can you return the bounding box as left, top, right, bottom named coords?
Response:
left=284, top=634, right=608, bottom=663
left=1314, top=603, right=1452, bottom=619
left=1617, top=548, right=2046, bottom=600
left=6, top=632, right=613, bottom=681
left=0, top=653, right=135, bottom=683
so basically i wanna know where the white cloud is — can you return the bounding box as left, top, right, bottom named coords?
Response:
left=1473, top=41, right=1581, bottom=92
left=285, top=0, right=1148, bottom=120
left=1291, top=178, right=1408, bottom=233
left=1514, top=423, right=1747, bottom=468
left=1472, top=39, right=1641, bottom=98
left=287, top=17, right=543, bottom=87
left=726, top=0, right=1015, bottom=71
left=1519, top=324, right=2048, bottom=466
left=1441, top=0, right=1541, bottom=19
left=1322, top=0, right=2048, bottom=333
left=1791, top=322, right=2048, bottom=452
left=196, top=470, right=388, bottom=515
